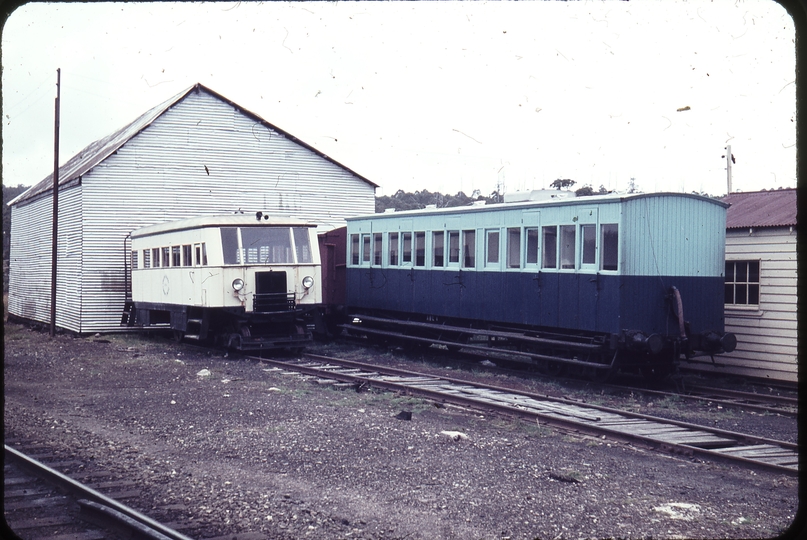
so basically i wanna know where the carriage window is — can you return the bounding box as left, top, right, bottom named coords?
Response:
left=362, top=234, right=371, bottom=264
left=131, top=250, right=138, bottom=270
left=182, top=245, right=192, bottom=267
left=581, top=224, right=596, bottom=266
left=172, top=246, right=181, bottom=267
left=161, top=247, right=170, bottom=268
left=415, top=232, right=426, bottom=266
left=486, top=230, right=500, bottom=265
left=152, top=248, right=161, bottom=268
left=448, top=231, right=460, bottom=264
left=600, top=224, right=618, bottom=271
left=293, top=228, right=313, bottom=263
left=506, top=228, right=520, bottom=269
left=402, top=232, right=413, bottom=264
left=542, top=226, right=557, bottom=269
left=433, top=231, right=445, bottom=267
left=725, top=260, right=760, bottom=306
left=242, top=227, right=293, bottom=264
left=373, top=233, right=383, bottom=265
left=560, top=226, right=576, bottom=269
left=463, top=230, right=476, bottom=268
left=526, top=228, right=539, bottom=265
left=350, top=234, right=360, bottom=265
left=389, top=232, right=399, bottom=266
left=143, top=249, right=151, bottom=269
left=222, top=227, right=240, bottom=264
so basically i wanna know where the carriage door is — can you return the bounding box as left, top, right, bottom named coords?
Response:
left=578, top=208, right=599, bottom=331
left=193, top=242, right=207, bottom=307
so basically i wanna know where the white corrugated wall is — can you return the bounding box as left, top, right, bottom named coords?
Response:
left=8, top=185, right=84, bottom=332
left=705, top=227, right=797, bottom=383
left=9, top=90, right=375, bottom=334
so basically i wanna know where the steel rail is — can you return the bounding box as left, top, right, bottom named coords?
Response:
left=4, top=445, right=195, bottom=540
left=256, top=353, right=799, bottom=476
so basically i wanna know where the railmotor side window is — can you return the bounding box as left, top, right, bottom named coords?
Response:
left=182, top=245, right=192, bottom=266
left=161, top=247, right=170, bottom=267
left=172, top=246, right=181, bottom=267
left=152, top=248, right=161, bottom=268
left=222, top=227, right=240, bottom=264
left=293, top=228, right=313, bottom=263
left=143, top=249, right=151, bottom=268
left=600, top=224, right=618, bottom=271
left=131, top=251, right=138, bottom=270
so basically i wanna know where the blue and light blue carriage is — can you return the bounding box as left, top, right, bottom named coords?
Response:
left=344, top=192, right=736, bottom=378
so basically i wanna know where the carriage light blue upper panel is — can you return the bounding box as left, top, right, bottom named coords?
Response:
left=346, top=193, right=727, bottom=279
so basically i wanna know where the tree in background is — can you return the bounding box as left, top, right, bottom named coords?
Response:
left=550, top=178, right=576, bottom=190
left=375, top=189, right=489, bottom=213
left=575, top=184, right=611, bottom=197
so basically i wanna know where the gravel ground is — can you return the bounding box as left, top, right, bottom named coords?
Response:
left=3, top=322, right=801, bottom=539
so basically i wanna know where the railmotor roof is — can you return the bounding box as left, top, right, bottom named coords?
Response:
left=131, top=213, right=315, bottom=239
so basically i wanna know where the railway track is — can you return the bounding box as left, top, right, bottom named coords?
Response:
left=4, top=443, right=195, bottom=540
left=255, top=352, right=799, bottom=477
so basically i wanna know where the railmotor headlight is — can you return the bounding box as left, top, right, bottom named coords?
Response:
left=302, top=276, right=314, bottom=289
left=232, top=278, right=245, bottom=292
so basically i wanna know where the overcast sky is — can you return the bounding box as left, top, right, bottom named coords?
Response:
left=2, top=1, right=796, bottom=198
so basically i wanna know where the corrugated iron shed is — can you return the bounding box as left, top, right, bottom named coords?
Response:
left=721, top=189, right=797, bottom=229
left=9, top=83, right=377, bottom=207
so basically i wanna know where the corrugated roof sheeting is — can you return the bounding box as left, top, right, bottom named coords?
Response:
left=9, top=83, right=377, bottom=208
left=721, top=189, right=797, bottom=229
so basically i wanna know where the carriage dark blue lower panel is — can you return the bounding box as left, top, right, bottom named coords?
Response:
left=346, top=268, right=725, bottom=337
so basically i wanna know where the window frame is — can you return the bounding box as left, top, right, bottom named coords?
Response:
left=725, top=260, right=760, bottom=308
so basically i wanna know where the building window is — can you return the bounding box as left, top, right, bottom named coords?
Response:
left=462, top=230, right=475, bottom=268
left=506, top=227, right=520, bottom=269
left=542, top=226, right=557, bottom=269
left=600, top=224, right=618, bottom=271
left=389, top=232, right=399, bottom=266
left=414, top=232, right=426, bottom=267
left=725, top=260, right=760, bottom=306
left=433, top=231, right=444, bottom=267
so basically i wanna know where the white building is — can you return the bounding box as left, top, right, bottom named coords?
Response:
left=695, top=189, right=797, bottom=383
left=7, top=83, right=377, bottom=334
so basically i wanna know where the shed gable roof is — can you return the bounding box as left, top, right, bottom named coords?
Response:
left=9, top=83, right=377, bottom=207
left=720, top=189, right=797, bottom=229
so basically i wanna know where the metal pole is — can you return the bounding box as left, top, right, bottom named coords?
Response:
left=50, top=69, right=60, bottom=337
left=725, top=144, right=732, bottom=194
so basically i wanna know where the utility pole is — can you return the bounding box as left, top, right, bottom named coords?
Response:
left=725, top=144, right=732, bottom=194
left=50, top=68, right=60, bottom=337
